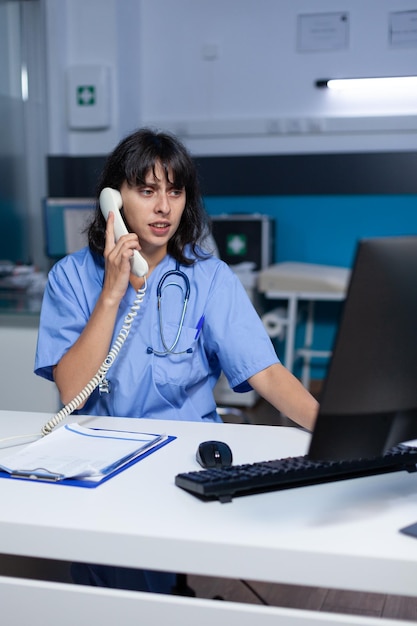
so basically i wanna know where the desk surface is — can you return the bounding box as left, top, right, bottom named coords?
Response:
left=0, top=411, right=417, bottom=598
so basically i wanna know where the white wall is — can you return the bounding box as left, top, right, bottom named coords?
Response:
left=44, top=0, right=417, bottom=156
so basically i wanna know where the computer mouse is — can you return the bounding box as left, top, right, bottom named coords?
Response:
left=196, top=440, right=233, bottom=469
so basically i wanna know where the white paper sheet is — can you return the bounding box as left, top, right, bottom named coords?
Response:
left=0, top=424, right=166, bottom=482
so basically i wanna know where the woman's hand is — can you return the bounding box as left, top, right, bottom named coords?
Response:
left=102, top=212, right=142, bottom=302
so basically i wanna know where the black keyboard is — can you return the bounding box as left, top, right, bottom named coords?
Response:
left=175, top=445, right=417, bottom=502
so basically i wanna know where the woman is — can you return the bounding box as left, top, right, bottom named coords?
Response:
left=35, top=128, right=318, bottom=592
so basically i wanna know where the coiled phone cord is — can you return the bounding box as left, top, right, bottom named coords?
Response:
left=40, top=280, right=148, bottom=437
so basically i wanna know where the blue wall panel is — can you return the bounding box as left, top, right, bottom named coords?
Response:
left=205, top=194, right=417, bottom=268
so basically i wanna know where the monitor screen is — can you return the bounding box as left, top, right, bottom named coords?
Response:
left=43, top=198, right=95, bottom=258
left=210, top=215, right=275, bottom=270
left=308, top=235, right=417, bottom=461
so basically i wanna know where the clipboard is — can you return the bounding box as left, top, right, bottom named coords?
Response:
left=0, top=424, right=176, bottom=488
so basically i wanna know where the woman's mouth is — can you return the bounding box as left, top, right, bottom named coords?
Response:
left=149, top=222, right=170, bottom=235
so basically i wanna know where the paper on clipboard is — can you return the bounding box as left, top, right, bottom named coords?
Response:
left=0, top=424, right=168, bottom=482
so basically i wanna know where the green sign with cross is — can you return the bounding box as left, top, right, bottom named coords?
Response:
left=226, top=233, right=247, bottom=257
left=77, top=85, right=96, bottom=106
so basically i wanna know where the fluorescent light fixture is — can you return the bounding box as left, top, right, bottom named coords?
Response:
left=21, top=64, right=28, bottom=101
left=316, top=76, right=417, bottom=91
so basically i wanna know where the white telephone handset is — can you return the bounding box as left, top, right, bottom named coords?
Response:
left=99, top=187, right=149, bottom=277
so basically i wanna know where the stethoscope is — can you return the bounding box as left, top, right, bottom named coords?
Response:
left=99, top=262, right=194, bottom=394
left=147, top=262, right=192, bottom=356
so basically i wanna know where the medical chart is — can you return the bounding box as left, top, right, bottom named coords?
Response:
left=0, top=423, right=167, bottom=482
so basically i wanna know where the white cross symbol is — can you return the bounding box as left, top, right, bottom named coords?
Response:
left=228, top=235, right=246, bottom=254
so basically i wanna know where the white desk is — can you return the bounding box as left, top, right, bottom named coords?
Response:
left=0, top=411, right=417, bottom=626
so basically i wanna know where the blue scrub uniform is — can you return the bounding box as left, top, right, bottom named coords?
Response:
left=35, top=247, right=279, bottom=421
left=34, top=246, right=279, bottom=593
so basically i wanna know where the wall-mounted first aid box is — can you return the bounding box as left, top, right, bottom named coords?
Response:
left=210, top=214, right=275, bottom=271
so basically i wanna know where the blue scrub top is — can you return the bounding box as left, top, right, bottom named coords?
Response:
left=35, top=247, right=279, bottom=422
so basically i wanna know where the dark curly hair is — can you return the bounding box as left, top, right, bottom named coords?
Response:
left=87, top=128, right=211, bottom=265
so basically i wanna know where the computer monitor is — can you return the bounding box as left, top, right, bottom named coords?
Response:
left=308, top=235, right=417, bottom=462
left=43, top=198, right=95, bottom=258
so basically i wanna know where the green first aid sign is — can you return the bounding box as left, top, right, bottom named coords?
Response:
left=77, top=85, right=96, bottom=106
left=226, top=233, right=247, bottom=256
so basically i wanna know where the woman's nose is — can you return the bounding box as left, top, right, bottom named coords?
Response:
left=156, top=193, right=171, bottom=214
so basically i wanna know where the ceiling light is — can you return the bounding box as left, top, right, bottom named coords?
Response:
left=315, top=76, right=417, bottom=91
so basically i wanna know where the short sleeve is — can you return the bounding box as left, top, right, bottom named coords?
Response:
left=34, top=250, right=102, bottom=381
left=201, top=262, right=279, bottom=391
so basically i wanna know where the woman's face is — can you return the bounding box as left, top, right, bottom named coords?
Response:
left=120, top=161, right=186, bottom=257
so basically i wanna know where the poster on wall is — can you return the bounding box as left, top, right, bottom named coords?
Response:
left=297, top=12, right=349, bottom=52
left=389, top=11, right=417, bottom=47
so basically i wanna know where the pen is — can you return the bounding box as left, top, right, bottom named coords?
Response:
left=194, top=315, right=205, bottom=340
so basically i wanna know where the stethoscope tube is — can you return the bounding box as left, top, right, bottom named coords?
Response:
left=156, top=268, right=191, bottom=301
left=147, top=263, right=193, bottom=356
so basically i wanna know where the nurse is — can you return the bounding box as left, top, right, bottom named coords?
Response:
left=35, top=127, right=319, bottom=592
